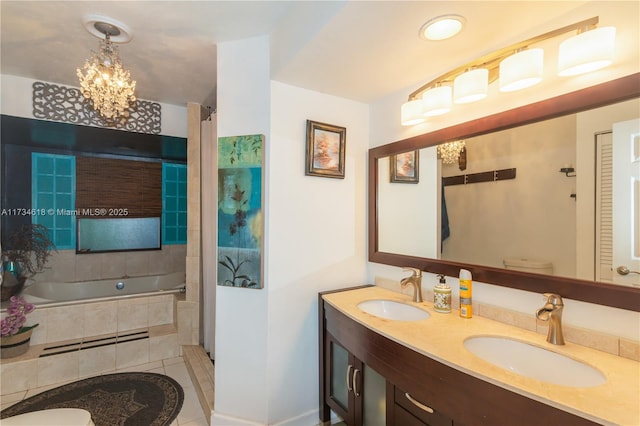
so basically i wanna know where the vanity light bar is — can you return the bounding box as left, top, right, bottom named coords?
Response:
left=402, top=16, right=614, bottom=126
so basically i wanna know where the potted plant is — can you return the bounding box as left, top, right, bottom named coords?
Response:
left=0, top=295, right=38, bottom=358
left=1, top=224, right=55, bottom=301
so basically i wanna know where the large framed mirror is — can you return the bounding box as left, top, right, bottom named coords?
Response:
left=369, top=73, right=640, bottom=311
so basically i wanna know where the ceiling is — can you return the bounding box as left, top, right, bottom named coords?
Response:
left=1, top=1, right=596, bottom=109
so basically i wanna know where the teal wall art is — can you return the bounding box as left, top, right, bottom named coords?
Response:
left=217, top=134, right=264, bottom=289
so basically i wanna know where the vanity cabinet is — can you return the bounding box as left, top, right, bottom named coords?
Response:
left=324, top=332, right=387, bottom=425
left=319, top=290, right=600, bottom=426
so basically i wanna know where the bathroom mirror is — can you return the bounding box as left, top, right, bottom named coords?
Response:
left=369, top=73, right=640, bottom=311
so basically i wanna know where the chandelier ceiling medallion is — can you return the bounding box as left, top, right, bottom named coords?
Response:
left=77, top=17, right=136, bottom=120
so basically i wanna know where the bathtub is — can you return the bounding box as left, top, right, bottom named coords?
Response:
left=18, top=271, right=186, bottom=307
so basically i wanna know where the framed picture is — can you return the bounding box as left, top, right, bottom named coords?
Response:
left=390, top=150, right=419, bottom=183
left=305, top=120, right=346, bottom=179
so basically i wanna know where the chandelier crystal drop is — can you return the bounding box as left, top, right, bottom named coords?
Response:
left=437, top=140, right=466, bottom=164
left=77, top=34, right=136, bottom=119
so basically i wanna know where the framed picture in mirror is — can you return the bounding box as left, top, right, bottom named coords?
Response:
left=305, top=120, right=346, bottom=179
left=390, top=150, right=419, bottom=183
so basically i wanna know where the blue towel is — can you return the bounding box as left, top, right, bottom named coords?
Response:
left=441, top=182, right=450, bottom=250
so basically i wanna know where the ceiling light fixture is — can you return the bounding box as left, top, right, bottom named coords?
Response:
left=400, top=99, right=425, bottom=126
left=422, top=85, right=452, bottom=116
left=499, top=48, right=544, bottom=92
left=402, top=16, right=616, bottom=126
left=453, top=68, right=489, bottom=104
left=420, top=15, right=465, bottom=41
left=558, top=26, right=616, bottom=76
left=77, top=19, right=136, bottom=120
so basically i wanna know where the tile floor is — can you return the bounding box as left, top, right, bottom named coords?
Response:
left=0, top=356, right=209, bottom=426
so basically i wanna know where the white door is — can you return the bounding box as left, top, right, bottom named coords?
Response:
left=612, top=118, right=640, bottom=287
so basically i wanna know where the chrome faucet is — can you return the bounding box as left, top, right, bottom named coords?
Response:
left=400, top=268, right=423, bottom=303
left=536, top=293, right=565, bottom=345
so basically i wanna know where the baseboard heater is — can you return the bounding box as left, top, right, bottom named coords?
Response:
left=40, top=329, right=150, bottom=358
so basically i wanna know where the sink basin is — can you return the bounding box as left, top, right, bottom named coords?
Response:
left=464, top=336, right=606, bottom=387
left=357, top=299, right=430, bottom=321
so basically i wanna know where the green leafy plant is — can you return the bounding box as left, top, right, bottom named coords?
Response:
left=2, top=224, right=56, bottom=278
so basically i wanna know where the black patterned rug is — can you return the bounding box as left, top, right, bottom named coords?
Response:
left=0, top=372, right=183, bottom=426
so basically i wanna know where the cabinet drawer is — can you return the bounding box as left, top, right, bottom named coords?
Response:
left=394, top=387, right=453, bottom=426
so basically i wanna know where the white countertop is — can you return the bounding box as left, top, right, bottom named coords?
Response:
left=323, top=286, right=640, bottom=426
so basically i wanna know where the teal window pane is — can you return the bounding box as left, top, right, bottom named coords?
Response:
left=165, top=196, right=177, bottom=211
left=165, top=213, right=177, bottom=227
left=38, top=193, right=54, bottom=209
left=57, top=194, right=73, bottom=209
left=32, top=153, right=76, bottom=250
left=164, top=228, right=176, bottom=243
left=177, top=213, right=187, bottom=227
left=37, top=157, right=55, bottom=174
left=166, top=182, right=177, bottom=197
left=57, top=215, right=72, bottom=229
left=55, top=158, right=72, bottom=175
left=162, top=163, right=187, bottom=244
left=38, top=214, right=54, bottom=229
left=38, top=176, right=54, bottom=193
left=178, top=196, right=186, bottom=211
left=55, top=229, right=73, bottom=247
left=56, top=176, right=73, bottom=193
left=165, top=166, right=177, bottom=181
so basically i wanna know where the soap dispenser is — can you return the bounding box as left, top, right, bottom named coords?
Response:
left=434, top=274, right=451, bottom=313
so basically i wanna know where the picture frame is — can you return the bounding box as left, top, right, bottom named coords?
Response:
left=305, top=120, right=346, bottom=179
left=390, top=150, right=419, bottom=183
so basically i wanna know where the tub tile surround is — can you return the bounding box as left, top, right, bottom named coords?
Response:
left=376, top=277, right=640, bottom=361
left=26, top=294, right=175, bottom=346
left=34, top=245, right=186, bottom=283
left=324, top=286, right=640, bottom=426
left=0, top=324, right=179, bottom=395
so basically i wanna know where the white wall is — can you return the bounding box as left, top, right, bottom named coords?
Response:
left=0, top=74, right=187, bottom=137
left=368, top=2, right=640, bottom=340
left=268, top=81, right=368, bottom=424
left=215, top=34, right=369, bottom=425
left=214, top=35, right=271, bottom=424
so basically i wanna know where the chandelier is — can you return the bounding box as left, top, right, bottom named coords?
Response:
left=437, top=140, right=466, bottom=164
left=77, top=22, right=136, bottom=119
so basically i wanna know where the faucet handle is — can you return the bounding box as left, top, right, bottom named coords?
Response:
left=542, top=293, right=564, bottom=306
left=402, top=267, right=422, bottom=278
